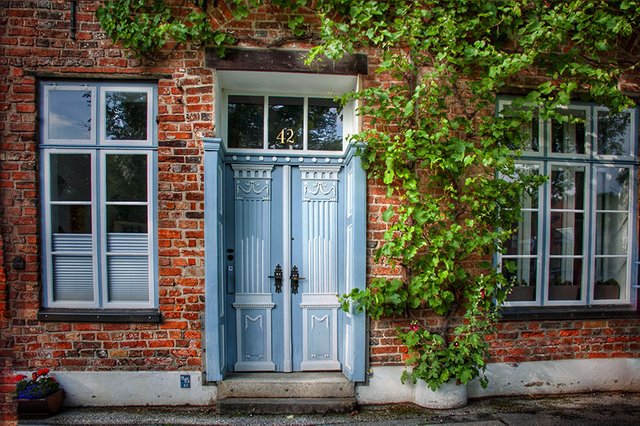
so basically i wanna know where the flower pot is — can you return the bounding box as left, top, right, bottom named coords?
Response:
left=594, top=284, right=620, bottom=300
left=549, top=285, right=580, bottom=301
left=17, top=389, right=65, bottom=419
left=507, top=286, right=536, bottom=302
left=414, top=379, right=468, bottom=409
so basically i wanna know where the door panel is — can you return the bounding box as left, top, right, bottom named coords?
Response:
left=298, top=166, right=341, bottom=371
left=230, top=163, right=342, bottom=372
left=231, top=165, right=276, bottom=371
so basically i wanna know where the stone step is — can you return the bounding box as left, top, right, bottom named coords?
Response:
left=216, top=397, right=357, bottom=415
left=217, top=372, right=354, bottom=399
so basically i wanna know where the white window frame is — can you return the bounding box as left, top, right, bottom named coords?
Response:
left=500, top=100, right=638, bottom=308
left=40, top=81, right=157, bottom=309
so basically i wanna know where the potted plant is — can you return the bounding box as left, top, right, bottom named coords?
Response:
left=594, top=279, right=620, bottom=300
left=14, top=368, right=65, bottom=418
left=548, top=277, right=580, bottom=301
left=506, top=279, right=536, bottom=302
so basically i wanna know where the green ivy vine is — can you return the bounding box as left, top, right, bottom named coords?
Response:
left=96, top=0, right=639, bottom=391
left=96, top=0, right=234, bottom=58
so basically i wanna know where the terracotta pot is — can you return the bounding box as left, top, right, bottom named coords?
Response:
left=17, top=389, right=65, bottom=419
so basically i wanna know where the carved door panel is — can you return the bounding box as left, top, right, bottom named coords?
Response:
left=231, top=164, right=341, bottom=372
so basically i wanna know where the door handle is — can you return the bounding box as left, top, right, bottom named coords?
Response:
left=269, top=264, right=283, bottom=293
left=290, top=265, right=306, bottom=294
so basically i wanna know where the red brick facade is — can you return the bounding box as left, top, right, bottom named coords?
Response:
left=0, top=0, right=639, bottom=414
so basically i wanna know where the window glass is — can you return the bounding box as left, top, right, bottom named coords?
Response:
left=549, top=165, right=586, bottom=301
left=105, top=91, right=148, bottom=140
left=593, top=167, right=629, bottom=301
left=48, top=89, right=92, bottom=140
left=551, top=109, right=586, bottom=154
left=50, top=154, right=92, bottom=234
left=228, top=95, right=264, bottom=149
left=548, top=258, right=583, bottom=300
left=107, top=206, right=148, bottom=233
left=504, top=163, right=540, bottom=302
left=504, top=258, right=537, bottom=302
left=106, top=154, right=147, bottom=202
left=597, top=110, right=631, bottom=156
left=51, top=154, right=91, bottom=202
left=596, top=167, right=629, bottom=211
left=551, top=166, right=585, bottom=210
left=268, top=97, right=303, bottom=150
left=308, top=98, right=343, bottom=151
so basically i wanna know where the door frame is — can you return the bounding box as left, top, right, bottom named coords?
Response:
left=203, top=139, right=367, bottom=381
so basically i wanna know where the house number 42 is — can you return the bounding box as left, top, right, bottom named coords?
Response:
left=276, top=128, right=295, bottom=145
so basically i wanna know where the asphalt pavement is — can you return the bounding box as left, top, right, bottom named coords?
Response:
left=20, top=392, right=640, bottom=425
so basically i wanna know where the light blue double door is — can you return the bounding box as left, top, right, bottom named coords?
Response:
left=227, top=162, right=348, bottom=373
left=204, top=140, right=366, bottom=380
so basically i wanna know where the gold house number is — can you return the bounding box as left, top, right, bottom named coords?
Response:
left=277, top=128, right=295, bottom=145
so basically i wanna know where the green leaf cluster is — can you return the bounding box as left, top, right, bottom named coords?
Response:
left=326, top=0, right=638, bottom=390
left=97, top=0, right=235, bottom=57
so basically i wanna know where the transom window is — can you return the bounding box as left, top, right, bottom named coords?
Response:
left=499, top=100, right=637, bottom=307
left=226, top=95, right=345, bottom=151
left=40, top=81, right=157, bottom=309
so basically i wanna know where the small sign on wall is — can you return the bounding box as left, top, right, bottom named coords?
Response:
left=180, top=374, right=191, bottom=389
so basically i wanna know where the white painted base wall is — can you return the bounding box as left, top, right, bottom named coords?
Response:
left=50, top=371, right=216, bottom=406
left=357, top=358, right=640, bottom=405
left=28, top=358, right=640, bottom=407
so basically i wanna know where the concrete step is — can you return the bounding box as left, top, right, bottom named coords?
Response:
left=217, top=372, right=354, bottom=399
left=216, top=397, right=357, bottom=415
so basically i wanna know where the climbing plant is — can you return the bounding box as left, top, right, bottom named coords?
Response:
left=97, top=0, right=640, bottom=390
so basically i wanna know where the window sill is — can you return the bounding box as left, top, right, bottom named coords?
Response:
left=500, top=305, right=639, bottom=321
left=38, top=308, right=161, bottom=323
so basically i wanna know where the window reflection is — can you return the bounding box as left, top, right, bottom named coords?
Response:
left=308, top=98, right=343, bottom=151
left=105, top=91, right=148, bottom=140
left=228, top=95, right=264, bottom=149
left=551, top=109, right=586, bottom=154
left=48, top=89, right=92, bottom=140
left=597, top=110, right=631, bottom=156
left=106, top=155, right=147, bottom=202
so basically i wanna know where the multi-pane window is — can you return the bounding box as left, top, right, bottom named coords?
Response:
left=226, top=95, right=345, bottom=151
left=40, top=82, right=156, bottom=308
left=499, top=100, right=637, bottom=306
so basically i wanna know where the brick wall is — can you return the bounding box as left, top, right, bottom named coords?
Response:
left=0, top=0, right=638, bottom=399
left=0, top=0, right=213, bottom=373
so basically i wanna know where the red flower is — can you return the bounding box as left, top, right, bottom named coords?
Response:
left=32, top=372, right=37, bottom=381
left=13, top=374, right=27, bottom=383
left=37, top=368, right=50, bottom=377
left=409, top=322, right=420, bottom=332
